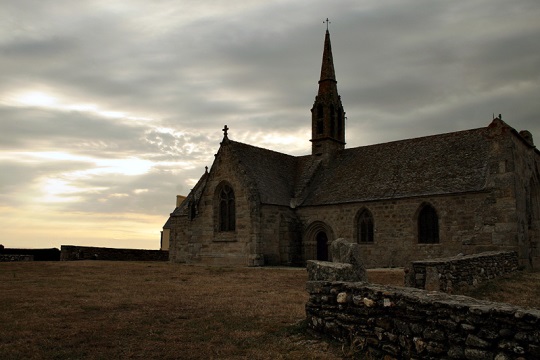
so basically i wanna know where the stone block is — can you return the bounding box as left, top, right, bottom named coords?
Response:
left=329, top=238, right=367, bottom=281
left=306, top=260, right=359, bottom=281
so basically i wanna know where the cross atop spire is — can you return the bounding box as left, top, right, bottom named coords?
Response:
left=323, top=18, right=331, bottom=31
left=222, top=125, right=229, bottom=137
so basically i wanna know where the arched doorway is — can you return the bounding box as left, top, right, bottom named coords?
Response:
left=316, top=231, right=329, bottom=261
left=303, top=221, right=334, bottom=262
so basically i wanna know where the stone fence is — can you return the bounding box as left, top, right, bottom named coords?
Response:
left=306, top=281, right=540, bottom=359
left=406, top=251, right=519, bottom=292
left=0, top=254, right=33, bottom=262
left=0, top=248, right=60, bottom=261
left=61, top=245, right=169, bottom=261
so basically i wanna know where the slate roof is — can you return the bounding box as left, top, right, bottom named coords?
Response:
left=165, top=170, right=209, bottom=223
left=301, top=127, right=492, bottom=206
left=223, top=126, right=495, bottom=207
left=228, top=140, right=298, bottom=206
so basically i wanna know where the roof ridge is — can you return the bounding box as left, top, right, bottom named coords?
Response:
left=346, top=126, right=488, bottom=152
left=228, top=139, right=298, bottom=159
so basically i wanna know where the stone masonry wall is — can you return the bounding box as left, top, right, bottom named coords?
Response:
left=406, top=251, right=519, bottom=292
left=61, top=246, right=168, bottom=261
left=297, top=189, right=519, bottom=268
left=306, top=281, right=540, bottom=359
left=169, top=141, right=263, bottom=266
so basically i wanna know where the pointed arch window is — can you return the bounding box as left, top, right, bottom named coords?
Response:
left=337, top=107, right=343, bottom=139
left=330, top=104, right=336, bottom=137
left=316, top=105, right=324, bottom=134
left=219, top=185, right=235, bottom=232
left=357, top=209, right=374, bottom=243
left=418, top=204, right=439, bottom=244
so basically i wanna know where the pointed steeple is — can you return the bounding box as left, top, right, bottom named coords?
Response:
left=310, top=27, right=346, bottom=156
left=319, top=30, right=337, bottom=91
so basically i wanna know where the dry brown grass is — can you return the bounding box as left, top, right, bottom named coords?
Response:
left=455, top=269, right=540, bottom=309
left=0, top=262, right=344, bottom=360
left=1, top=262, right=537, bottom=360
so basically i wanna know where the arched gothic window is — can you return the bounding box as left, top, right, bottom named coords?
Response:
left=418, top=204, right=439, bottom=244
left=330, top=105, right=335, bottom=137
left=219, top=185, right=235, bottom=232
left=357, top=209, right=374, bottom=243
left=316, top=105, right=324, bottom=134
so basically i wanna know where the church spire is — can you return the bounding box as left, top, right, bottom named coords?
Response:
left=310, top=25, right=346, bottom=156
left=319, top=29, right=337, bottom=89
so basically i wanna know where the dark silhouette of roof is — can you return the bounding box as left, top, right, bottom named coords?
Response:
left=301, top=127, right=492, bottom=205
left=216, top=124, right=501, bottom=208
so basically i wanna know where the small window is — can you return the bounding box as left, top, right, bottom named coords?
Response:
left=418, top=204, right=439, bottom=244
left=219, top=185, right=235, bottom=232
left=357, top=209, right=374, bottom=243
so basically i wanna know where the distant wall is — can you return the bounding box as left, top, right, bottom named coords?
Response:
left=0, top=248, right=60, bottom=261
left=306, top=281, right=540, bottom=359
left=60, top=246, right=168, bottom=261
left=0, top=254, right=33, bottom=262
left=406, top=251, right=519, bottom=292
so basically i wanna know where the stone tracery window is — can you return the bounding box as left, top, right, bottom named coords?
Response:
left=219, top=184, right=235, bottom=232
left=357, top=209, right=374, bottom=243
left=418, top=204, right=439, bottom=244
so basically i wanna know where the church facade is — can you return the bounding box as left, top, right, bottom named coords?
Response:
left=165, top=30, right=540, bottom=268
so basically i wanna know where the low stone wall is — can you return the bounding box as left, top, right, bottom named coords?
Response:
left=406, top=251, right=519, bottom=292
left=306, top=281, right=540, bottom=359
left=0, top=248, right=60, bottom=261
left=0, top=254, right=33, bottom=262
left=60, top=245, right=169, bottom=261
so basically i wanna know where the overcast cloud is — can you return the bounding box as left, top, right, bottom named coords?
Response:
left=1, top=0, right=539, bottom=249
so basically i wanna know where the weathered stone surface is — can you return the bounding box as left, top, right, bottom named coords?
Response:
left=464, top=348, right=493, bottom=360
left=329, top=238, right=367, bottom=281
left=407, top=251, right=519, bottom=292
left=306, top=281, right=540, bottom=359
left=306, top=260, right=358, bottom=281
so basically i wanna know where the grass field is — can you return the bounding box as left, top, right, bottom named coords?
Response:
left=0, top=261, right=537, bottom=359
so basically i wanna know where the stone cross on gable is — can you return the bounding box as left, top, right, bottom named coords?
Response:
left=222, top=125, right=229, bottom=137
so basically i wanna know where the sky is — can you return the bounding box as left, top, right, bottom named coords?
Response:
left=1, top=0, right=539, bottom=250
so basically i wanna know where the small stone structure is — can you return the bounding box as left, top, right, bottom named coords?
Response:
left=406, top=251, right=519, bottom=292
left=61, top=246, right=168, bottom=261
left=306, top=281, right=540, bottom=359
left=307, top=260, right=358, bottom=281
left=306, top=239, right=368, bottom=282
left=330, top=238, right=367, bottom=281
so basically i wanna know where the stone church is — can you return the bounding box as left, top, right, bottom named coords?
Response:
left=164, top=29, right=540, bottom=268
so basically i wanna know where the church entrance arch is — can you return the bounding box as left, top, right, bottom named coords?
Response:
left=304, top=221, right=334, bottom=262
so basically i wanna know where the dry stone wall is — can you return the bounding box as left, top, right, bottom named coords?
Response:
left=61, top=246, right=168, bottom=261
left=0, top=248, right=60, bottom=261
left=406, top=251, right=519, bottom=292
left=306, top=281, right=540, bottom=359
left=0, top=254, right=33, bottom=261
